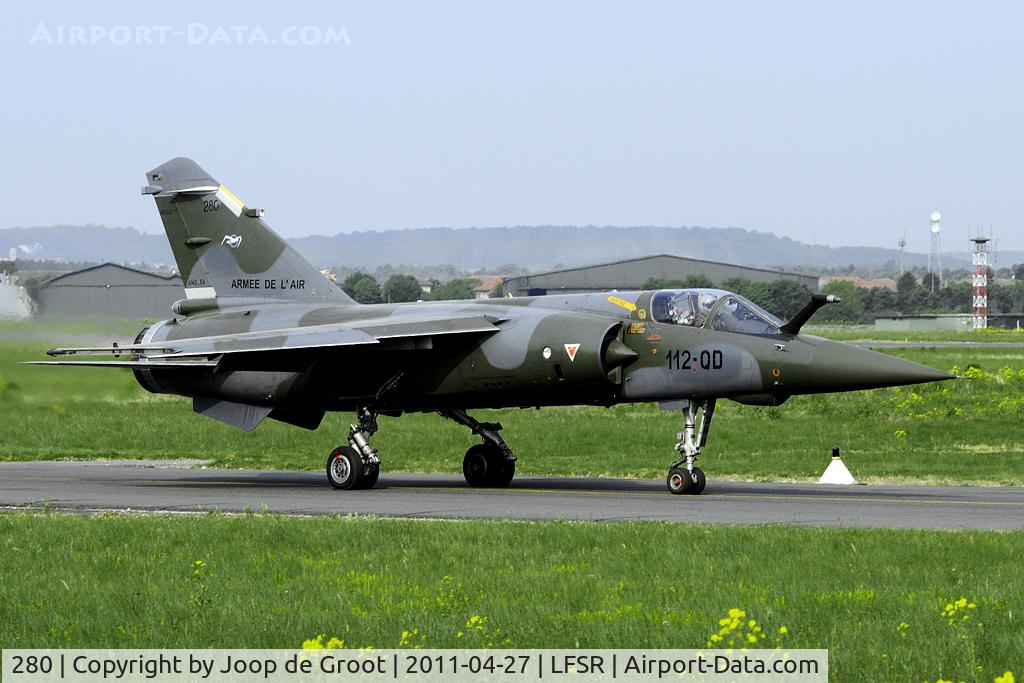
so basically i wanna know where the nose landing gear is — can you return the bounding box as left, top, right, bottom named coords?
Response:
left=666, top=399, right=714, bottom=495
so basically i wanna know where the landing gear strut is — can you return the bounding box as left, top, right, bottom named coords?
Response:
left=438, top=409, right=517, bottom=488
left=326, top=406, right=381, bottom=490
left=666, top=399, right=715, bottom=495
left=326, top=374, right=404, bottom=491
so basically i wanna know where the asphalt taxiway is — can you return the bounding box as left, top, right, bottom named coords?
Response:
left=1, top=460, right=1022, bottom=530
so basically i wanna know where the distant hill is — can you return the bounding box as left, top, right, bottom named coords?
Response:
left=1, top=225, right=173, bottom=268
left=3, top=224, right=1021, bottom=273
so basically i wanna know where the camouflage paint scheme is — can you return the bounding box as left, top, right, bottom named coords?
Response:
left=36, top=158, right=953, bottom=491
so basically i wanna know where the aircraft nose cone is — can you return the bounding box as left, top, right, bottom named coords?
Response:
left=809, top=340, right=954, bottom=391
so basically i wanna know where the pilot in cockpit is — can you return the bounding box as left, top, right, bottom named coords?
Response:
left=666, top=298, right=694, bottom=326
left=651, top=288, right=782, bottom=336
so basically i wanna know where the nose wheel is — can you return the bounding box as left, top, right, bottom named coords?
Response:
left=666, top=399, right=715, bottom=495
left=667, top=466, right=706, bottom=495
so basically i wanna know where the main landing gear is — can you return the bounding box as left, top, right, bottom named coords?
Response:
left=326, top=406, right=381, bottom=490
left=325, top=399, right=707, bottom=494
left=666, top=398, right=715, bottom=495
left=438, top=409, right=516, bottom=488
left=325, top=406, right=518, bottom=491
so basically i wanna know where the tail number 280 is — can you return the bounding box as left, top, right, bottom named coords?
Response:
left=666, top=349, right=723, bottom=371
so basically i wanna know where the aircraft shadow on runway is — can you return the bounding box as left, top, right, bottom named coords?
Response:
left=135, top=471, right=953, bottom=502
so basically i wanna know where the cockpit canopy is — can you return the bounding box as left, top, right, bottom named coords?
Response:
left=650, top=289, right=784, bottom=336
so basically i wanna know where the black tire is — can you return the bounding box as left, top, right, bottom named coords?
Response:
left=326, top=446, right=364, bottom=490
left=490, top=458, right=516, bottom=488
left=463, top=444, right=515, bottom=488
left=690, top=467, right=706, bottom=495
left=356, top=461, right=380, bottom=490
left=667, top=467, right=691, bottom=495
left=463, top=444, right=491, bottom=487
left=667, top=466, right=705, bottom=495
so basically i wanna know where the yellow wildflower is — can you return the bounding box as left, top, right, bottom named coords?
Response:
left=941, top=596, right=977, bottom=626
left=302, top=635, right=345, bottom=649
left=399, top=628, right=425, bottom=649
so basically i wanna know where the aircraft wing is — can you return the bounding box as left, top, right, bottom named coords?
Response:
left=24, top=359, right=220, bottom=368
left=35, top=313, right=502, bottom=367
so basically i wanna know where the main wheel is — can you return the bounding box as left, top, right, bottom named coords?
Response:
left=490, top=457, right=515, bottom=488
left=463, top=444, right=515, bottom=488
left=327, top=446, right=364, bottom=490
left=667, top=466, right=705, bottom=495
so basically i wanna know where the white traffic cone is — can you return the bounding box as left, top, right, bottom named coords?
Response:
left=818, top=447, right=858, bottom=485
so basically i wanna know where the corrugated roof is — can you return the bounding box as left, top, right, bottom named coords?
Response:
left=39, top=262, right=181, bottom=287
left=504, top=253, right=813, bottom=282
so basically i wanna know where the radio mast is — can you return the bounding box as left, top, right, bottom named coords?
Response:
left=928, top=212, right=942, bottom=292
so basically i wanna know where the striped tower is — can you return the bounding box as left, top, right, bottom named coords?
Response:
left=970, top=234, right=990, bottom=330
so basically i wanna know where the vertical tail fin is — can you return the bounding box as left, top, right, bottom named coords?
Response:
left=144, top=157, right=354, bottom=305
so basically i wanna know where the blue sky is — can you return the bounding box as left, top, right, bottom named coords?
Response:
left=2, top=1, right=1022, bottom=250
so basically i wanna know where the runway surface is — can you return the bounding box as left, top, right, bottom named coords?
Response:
left=2, top=460, right=1022, bottom=530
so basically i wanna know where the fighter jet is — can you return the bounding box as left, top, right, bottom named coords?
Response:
left=34, top=158, right=953, bottom=494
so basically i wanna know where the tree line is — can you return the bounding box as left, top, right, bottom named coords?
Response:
left=818, top=271, right=1024, bottom=323
left=339, top=272, right=483, bottom=304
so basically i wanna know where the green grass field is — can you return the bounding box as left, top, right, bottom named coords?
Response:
left=1, top=320, right=1021, bottom=485
left=803, top=324, right=1024, bottom=343
left=0, top=512, right=1020, bottom=681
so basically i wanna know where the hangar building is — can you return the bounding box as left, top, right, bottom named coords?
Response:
left=501, top=254, right=818, bottom=296
left=36, top=263, right=183, bottom=319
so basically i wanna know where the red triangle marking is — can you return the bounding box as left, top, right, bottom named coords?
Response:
left=564, top=343, right=580, bottom=362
